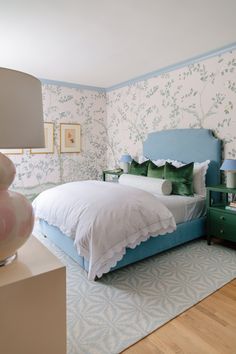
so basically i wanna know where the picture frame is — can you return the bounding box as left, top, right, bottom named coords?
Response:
left=60, top=123, right=81, bottom=153
left=31, top=122, right=54, bottom=154
left=0, top=149, right=23, bottom=155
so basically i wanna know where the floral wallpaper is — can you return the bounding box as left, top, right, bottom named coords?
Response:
left=106, top=50, right=236, bottom=167
left=7, top=49, right=236, bottom=197
left=9, top=84, right=107, bottom=193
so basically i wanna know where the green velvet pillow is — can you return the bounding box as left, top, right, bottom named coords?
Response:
left=129, top=160, right=149, bottom=176
left=147, top=161, right=164, bottom=179
left=164, top=162, right=194, bottom=196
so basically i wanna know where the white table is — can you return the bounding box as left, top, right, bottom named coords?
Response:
left=0, top=236, right=66, bottom=354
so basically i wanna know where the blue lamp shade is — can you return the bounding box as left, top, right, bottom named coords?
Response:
left=120, top=154, right=132, bottom=163
left=220, top=159, right=236, bottom=171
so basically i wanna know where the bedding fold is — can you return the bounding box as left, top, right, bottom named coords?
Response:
left=33, top=181, right=176, bottom=280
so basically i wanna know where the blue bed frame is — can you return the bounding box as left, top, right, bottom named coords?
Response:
left=39, top=128, right=221, bottom=275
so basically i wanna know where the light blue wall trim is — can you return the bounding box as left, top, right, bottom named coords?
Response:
left=40, top=43, right=236, bottom=93
left=106, top=42, right=236, bottom=92
left=40, top=78, right=106, bottom=93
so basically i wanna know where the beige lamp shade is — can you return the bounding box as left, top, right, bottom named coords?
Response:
left=0, top=67, right=44, bottom=266
left=0, top=68, right=45, bottom=148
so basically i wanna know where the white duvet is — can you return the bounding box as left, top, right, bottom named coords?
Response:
left=33, top=181, right=176, bottom=280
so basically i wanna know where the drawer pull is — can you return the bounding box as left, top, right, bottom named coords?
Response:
left=220, top=229, right=224, bottom=234
left=219, top=216, right=225, bottom=220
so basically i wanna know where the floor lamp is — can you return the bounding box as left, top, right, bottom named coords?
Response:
left=0, top=68, right=45, bottom=265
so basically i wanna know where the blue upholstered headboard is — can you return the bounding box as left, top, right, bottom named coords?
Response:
left=143, top=129, right=221, bottom=187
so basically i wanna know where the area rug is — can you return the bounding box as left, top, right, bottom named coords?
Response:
left=34, top=228, right=236, bottom=354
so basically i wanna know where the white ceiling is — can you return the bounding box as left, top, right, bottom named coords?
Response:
left=0, top=0, right=236, bottom=88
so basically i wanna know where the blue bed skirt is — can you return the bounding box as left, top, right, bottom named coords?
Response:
left=39, top=217, right=206, bottom=273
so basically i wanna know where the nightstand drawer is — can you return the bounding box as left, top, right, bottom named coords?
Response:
left=208, top=210, right=236, bottom=241
left=209, top=209, right=236, bottom=224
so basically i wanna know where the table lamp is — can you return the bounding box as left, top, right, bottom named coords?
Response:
left=0, top=68, right=45, bottom=265
left=120, top=154, right=132, bottom=173
left=220, top=159, right=236, bottom=188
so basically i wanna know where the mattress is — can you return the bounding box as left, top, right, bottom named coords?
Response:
left=154, top=194, right=206, bottom=224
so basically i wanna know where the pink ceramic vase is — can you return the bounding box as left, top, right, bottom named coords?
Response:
left=0, top=153, right=34, bottom=265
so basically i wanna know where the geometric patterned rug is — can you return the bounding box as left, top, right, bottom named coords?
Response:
left=34, top=229, right=236, bottom=354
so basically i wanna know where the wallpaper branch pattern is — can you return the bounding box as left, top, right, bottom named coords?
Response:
left=106, top=51, right=236, bottom=167
left=10, top=85, right=107, bottom=191
left=8, top=49, right=236, bottom=194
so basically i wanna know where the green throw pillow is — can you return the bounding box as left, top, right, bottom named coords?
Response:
left=164, top=162, right=194, bottom=196
left=129, top=160, right=149, bottom=176
left=147, top=161, right=164, bottom=179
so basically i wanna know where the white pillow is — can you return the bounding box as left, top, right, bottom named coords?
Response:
left=154, top=159, right=184, bottom=167
left=152, top=159, right=166, bottom=166
left=139, top=157, right=184, bottom=167
left=119, top=174, right=172, bottom=195
left=192, top=160, right=210, bottom=196
left=138, top=155, right=148, bottom=163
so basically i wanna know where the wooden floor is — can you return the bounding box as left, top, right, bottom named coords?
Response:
left=122, top=277, right=236, bottom=353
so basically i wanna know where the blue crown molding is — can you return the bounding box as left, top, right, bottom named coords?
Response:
left=40, top=78, right=106, bottom=93
left=40, top=43, right=236, bottom=93
left=106, top=42, right=236, bottom=92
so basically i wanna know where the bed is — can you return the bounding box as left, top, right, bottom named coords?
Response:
left=34, top=128, right=221, bottom=279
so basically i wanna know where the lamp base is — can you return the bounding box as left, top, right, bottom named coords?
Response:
left=226, top=172, right=236, bottom=188
left=0, top=253, right=17, bottom=267
left=0, top=153, right=34, bottom=264
left=122, top=162, right=129, bottom=173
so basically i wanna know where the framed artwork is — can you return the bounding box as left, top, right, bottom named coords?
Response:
left=60, top=123, right=81, bottom=153
left=0, top=149, right=23, bottom=155
left=31, top=122, right=54, bottom=154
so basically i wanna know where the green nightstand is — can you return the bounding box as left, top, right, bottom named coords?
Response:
left=102, top=169, right=123, bottom=182
left=206, top=184, right=236, bottom=245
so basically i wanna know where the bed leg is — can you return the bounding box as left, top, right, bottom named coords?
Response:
left=207, top=235, right=211, bottom=245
